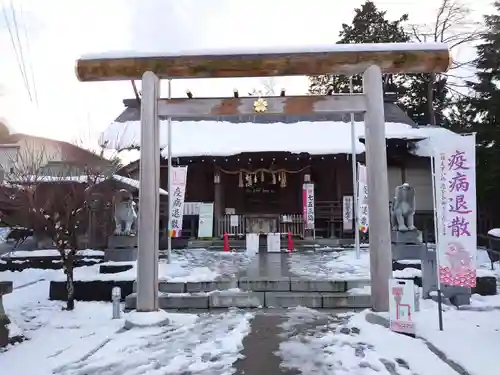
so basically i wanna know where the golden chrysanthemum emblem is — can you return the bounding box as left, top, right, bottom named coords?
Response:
left=253, top=97, right=268, bottom=113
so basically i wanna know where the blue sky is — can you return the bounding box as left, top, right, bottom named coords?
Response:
left=0, top=0, right=492, bottom=148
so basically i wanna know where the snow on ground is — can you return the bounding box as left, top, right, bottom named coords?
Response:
left=289, top=247, right=499, bottom=280
left=278, top=307, right=459, bottom=375
left=0, top=268, right=61, bottom=288
left=0, top=249, right=252, bottom=284
left=0, top=276, right=253, bottom=375
left=413, top=299, right=500, bottom=375
left=52, top=311, right=253, bottom=375
left=0, top=249, right=104, bottom=259
left=52, top=249, right=250, bottom=282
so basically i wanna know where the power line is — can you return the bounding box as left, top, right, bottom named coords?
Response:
left=18, top=1, right=38, bottom=107
left=1, top=1, right=31, bottom=100
left=1, top=0, right=38, bottom=106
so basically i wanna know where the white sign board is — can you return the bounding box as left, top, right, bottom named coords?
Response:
left=197, top=203, right=214, bottom=238
left=266, top=233, right=281, bottom=253
left=169, top=166, right=188, bottom=237
left=342, top=195, right=354, bottom=231
left=245, top=233, right=259, bottom=257
left=389, top=278, right=416, bottom=335
left=302, top=183, right=315, bottom=229
left=434, top=134, right=477, bottom=288
left=357, top=163, right=369, bottom=233
left=230, top=215, right=239, bottom=227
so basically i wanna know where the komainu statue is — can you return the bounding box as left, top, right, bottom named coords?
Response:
left=390, top=183, right=416, bottom=232
left=114, top=189, right=137, bottom=236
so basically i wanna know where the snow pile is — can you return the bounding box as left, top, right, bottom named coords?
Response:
left=100, top=120, right=426, bottom=155
left=278, top=307, right=458, bottom=375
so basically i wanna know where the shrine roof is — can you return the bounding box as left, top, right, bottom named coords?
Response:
left=101, top=97, right=458, bottom=159
left=116, top=98, right=416, bottom=126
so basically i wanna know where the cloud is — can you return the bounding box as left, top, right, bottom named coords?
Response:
left=0, top=0, right=494, bottom=146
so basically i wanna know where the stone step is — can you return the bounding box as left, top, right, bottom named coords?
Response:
left=132, top=278, right=369, bottom=294
left=125, top=290, right=371, bottom=310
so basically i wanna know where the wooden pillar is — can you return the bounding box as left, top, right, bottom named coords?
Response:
left=214, top=168, right=223, bottom=237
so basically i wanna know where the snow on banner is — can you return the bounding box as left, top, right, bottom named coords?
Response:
left=357, top=163, right=369, bottom=233
left=434, top=134, right=477, bottom=288
left=302, top=183, right=315, bottom=229
left=169, top=166, right=188, bottom=238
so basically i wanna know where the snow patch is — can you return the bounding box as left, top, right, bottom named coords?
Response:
left=124, top=309, right=170, bottom=328
left=487, top=228, right=500, bottom=238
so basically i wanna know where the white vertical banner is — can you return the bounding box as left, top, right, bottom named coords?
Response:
left=357, top=163, right=369, bottom=233
left=302, top=183, right=315, bottom=229
left=169, top=166, right=188, bottom=238
left=343, top=195, right=354, bottom=231
left=434, top=134, right=477, bottom=288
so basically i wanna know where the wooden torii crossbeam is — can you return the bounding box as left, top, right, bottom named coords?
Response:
left=75, top=43, right=449, bottom=81
left=75, top=43, right=450, bottom=314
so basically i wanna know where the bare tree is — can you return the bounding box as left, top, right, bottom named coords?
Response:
left=0, top=145, right=115, bottom=310
left=249, top=78, right=277, bottom=96
left=409, top=0, right=484, bottom=123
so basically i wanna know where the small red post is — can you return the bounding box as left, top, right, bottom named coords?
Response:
left=223, top=232, right=230, bottom=252
left=287, top=232, right=294, bottom=253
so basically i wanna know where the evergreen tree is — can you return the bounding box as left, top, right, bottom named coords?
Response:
left=309, top=1, right=410, bottom=96
left=309, top=0, right=448, bottom=125
left=466, top=1, right=500, bottom=207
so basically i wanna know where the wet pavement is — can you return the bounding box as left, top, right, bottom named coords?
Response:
left=238, top=253, right=293, bottom=278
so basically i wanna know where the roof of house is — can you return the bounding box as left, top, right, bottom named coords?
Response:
left=0, top=133, right=108, bottom=167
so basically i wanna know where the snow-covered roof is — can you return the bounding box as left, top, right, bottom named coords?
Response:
left=6, top=174, right=168, bottom=195
left=412, top=126, right=464, bottom=157
left=99, top=120, right=427, bottom=158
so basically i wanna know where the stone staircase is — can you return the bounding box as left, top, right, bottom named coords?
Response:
left=125, top=277, right=371, bottom=310
left=187, top=238, right=351, bottom=251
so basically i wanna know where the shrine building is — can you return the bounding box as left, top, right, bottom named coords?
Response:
left=101, top=93, right=459, bottom=243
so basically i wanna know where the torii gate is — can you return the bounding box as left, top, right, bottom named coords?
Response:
left=76, top=43, right=450, bottom=312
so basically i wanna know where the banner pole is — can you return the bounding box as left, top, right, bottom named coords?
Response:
left=167, top=79, right=173, bottom=264
left=430, top=146, right=444, bottom=331
left=349, top=77, right=361, bottom=259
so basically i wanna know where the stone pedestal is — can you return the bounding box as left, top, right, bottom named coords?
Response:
left=108, top=235, right=138, bottom=249
left=391, top=230, right=470, bottom=306
left=0, top=281, right=13, bottom=348
left=105, top=235, right=138, bottom=262
left=390, top=230, right=422, bottom=244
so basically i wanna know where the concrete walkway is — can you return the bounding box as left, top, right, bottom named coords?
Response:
left=234, top=310, right=344, bottom=375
